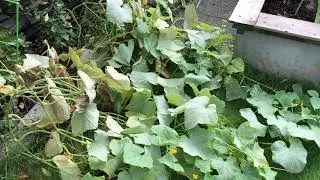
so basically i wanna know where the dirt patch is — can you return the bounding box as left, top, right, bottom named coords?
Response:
left=262, top=0, right=318, bottom=22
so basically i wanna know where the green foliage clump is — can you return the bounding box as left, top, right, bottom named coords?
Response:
left=1, top=1, right=320, bottom=180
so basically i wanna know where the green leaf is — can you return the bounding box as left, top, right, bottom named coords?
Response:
left=151, top=125, right=180, bottom=145
left=308, top=90, right=319, bottom=97
left=71, top=103, right=99, bottom=136
left=132, top=133, right=155, bottom=145
left=209, top=49, right=233, bottom=66
left=154, top=95, right=173, bottom=126
left=184, top=96, right=218, bottom=129
left=132, top=57, right=149, bottom=72
left=136, top=18, right=150, bottom=34
left=227, top=58, right=244, bottom=74
left=143, top=33, right=160, bottom=59
left=279, top=110, right=303, bottom=123
left=88, top=156, right=122, bottom=177
left=160, top=49, right=192, bottom=72
left=266, top=115, right=294, bottom=137
left=107, top=0, right=132, bottom=25
left=236, top=161, right=261, bottom=180
left=239, top=108, right=267, bottom=137
left=293, top=84, right=304, bottom=98
left=247, top=85, right=277, bottom=119
left=195, top=159, right=212, bottom=173
left=111, top=40, right=134, bottom=66
left=156, top=0, right=173, bottom=21
left=186, top=30, right=213, bottom=49
left=157, top=28, right=184, bottom=51
left=53, top=155, right=81, bottom=180
left=130, top=71, right=159, bottom=89
left=126, top=89, right=157, bottom=117
left=224, top=76, right=247, bottom=101
left=210, top=128, right=235, bottom=154
left=123, top=142, right=153, bottom=169
left=258, top=167, right=277, bottom=180
left=179, top=127, right=215, bottom=160
left=185, top=73, right=211, bottom=86
left=158, top=154, right=184, bottom=172
left=45, top=131, right=63, bottom=157
left=243, top=143, right=269, bottom=168
left=87, top=130, right=109, bottom=162
left=184, top=4, right=198, bottom=29
left=271, top=138, right=307, bottom=173
left=170, top=96, right=218, bottom=129
left=275, top=90, right=299, bottom=108
left=308, top=90, right=320, bottom=110
left=165, top=87, right=189, bottom=106
left=211, top=156, right=241, bottom=179
left=82, top=173, right=104, bottom=180
left=287, top=121, right=320, bottom=148
left=109, top=138, right=131, bottom=156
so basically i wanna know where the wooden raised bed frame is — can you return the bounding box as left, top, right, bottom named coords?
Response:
left=229, top=0, right=320, bottom=85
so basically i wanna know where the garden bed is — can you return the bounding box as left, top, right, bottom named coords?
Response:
left=229, top=0, right=320, bottom=86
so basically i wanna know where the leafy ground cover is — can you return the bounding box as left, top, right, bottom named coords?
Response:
left=1, top=1, right=320, bottom=180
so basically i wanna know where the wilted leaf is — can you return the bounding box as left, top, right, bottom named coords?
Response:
left=106, top=115, right=124, bottom=136
left=22, top=54, right=49, bottom=70
left=107, top=0, right=133, bottom=25
left=78, top=71, right=96, bottom=104
left=37, top=79, right=70, bottom=128
left=271, top=138, right=307, bottom=173
left=71, top=103, right=99, bottom=136
left=105, top=66, right=130, bottom=90
left=45, top=131, right=63, bottom=157
left=52, top=155, right=81, bottom=180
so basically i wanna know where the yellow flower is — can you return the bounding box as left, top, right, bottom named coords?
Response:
left=192, top=173, right=199, bottom=180
left=168, top=147, right=177, bottom=155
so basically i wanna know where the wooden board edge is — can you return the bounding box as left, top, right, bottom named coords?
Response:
left=229, top=0, right=265, bottom=25
left=255, top=13, right=320, bottom=42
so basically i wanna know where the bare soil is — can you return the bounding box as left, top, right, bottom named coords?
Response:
left=262, top=0, right=318, bottom=22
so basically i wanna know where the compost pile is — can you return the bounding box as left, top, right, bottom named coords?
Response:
left=2, top=1, right=320, bottom=180
left=262, top=0, right=318, bottom=22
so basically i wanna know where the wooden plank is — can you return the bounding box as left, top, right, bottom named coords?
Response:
left=255, top=13, right=320, bottom=42
left=229, top=0, right=265, bottom=25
